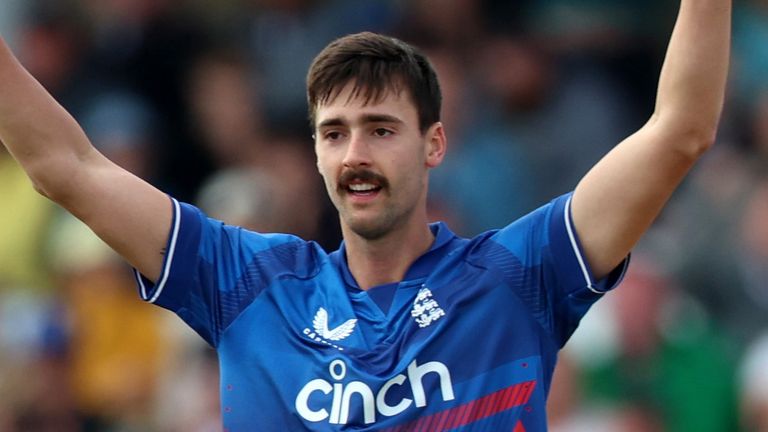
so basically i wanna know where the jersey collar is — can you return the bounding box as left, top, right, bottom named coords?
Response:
left=330, top=221, right=458, bottom=291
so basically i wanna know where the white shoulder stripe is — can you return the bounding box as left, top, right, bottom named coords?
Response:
left=563, top=195, right=606, bottom=295
left=147, top=198, right=182, bottom=303
left=136, top=269, right=148, bottom=300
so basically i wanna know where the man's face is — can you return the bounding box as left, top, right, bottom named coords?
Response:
left=314, top=82, right=444, bottom=240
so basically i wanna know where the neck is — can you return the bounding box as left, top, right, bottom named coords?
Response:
left=342, top=218, right=434, bottom=291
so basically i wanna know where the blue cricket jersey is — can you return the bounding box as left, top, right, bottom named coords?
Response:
left=134, top=192, right=628, bottom=431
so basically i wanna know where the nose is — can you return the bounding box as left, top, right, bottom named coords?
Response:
left=342, top=132, right=372, bottom=168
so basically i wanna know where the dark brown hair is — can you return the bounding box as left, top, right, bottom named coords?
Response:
left=307, top=32, right=441, bottom=134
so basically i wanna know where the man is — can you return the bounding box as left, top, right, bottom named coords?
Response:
left=0, top=0, right=730, bottom=429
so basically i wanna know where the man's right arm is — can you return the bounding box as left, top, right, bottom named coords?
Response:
left=0, top=37, right=171, bottom=282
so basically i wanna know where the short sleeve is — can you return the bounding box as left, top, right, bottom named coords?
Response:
left=487, top=192, right=629, bottom=346
left=133, top=197, right=315, bottom=347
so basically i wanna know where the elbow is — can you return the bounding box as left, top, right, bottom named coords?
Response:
left=667, top=129, right=717, bottom=165
left=679, top=126, right=717, bottom=160
left=650, top=113, right=719, bottom=160
left=26, top=136, right=97, bottom=203
left=28, top=165, right=65, bottom=202
left=25, top=154, right=81, bottom=204
left=689, top=125, right=718, bottom=158
left=30, top=177, right=52, bottom=200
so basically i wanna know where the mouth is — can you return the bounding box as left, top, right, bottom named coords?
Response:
left=346, top=181, right=382, bottom=196
left=338, top=170, right=388, bottom=199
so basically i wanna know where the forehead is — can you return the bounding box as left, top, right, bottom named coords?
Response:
left=314, top=81, right=418, bottom=127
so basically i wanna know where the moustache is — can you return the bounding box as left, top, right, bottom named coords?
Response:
left=337, top=169, right=389, bottom=190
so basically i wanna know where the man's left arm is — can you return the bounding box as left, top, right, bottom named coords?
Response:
left=571, top=0, right=731, bottom=279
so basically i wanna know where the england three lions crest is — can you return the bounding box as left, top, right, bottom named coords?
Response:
left=411, top=287, right=445, bottom=328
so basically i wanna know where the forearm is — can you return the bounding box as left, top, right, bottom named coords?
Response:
left=653, top=0, right=731, bottom=146
left=0, top=37, right=174, bottom=282
left=0, top=37, right=95, bottom=198
left=571, top=0, right=732, bottom=278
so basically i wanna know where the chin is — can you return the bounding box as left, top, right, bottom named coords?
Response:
left=344, top=215, right=397, bottom=241
left=348, top=221, right=391, bottom=240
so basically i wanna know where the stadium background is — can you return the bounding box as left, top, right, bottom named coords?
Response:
left=0, top=0, right=766, bottom=430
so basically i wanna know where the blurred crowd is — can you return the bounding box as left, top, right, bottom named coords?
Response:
left=0, top=0, right=766, bottom=431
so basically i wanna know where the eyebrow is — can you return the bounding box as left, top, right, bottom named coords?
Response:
left=316, top=114, right=405, bottom=129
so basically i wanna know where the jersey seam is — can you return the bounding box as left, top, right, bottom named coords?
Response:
left=135, top=197, right=182, bottom=303
left=563, top=195, right=606, bottom=294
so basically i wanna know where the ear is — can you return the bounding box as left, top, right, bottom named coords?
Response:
left=424, top=122, right=447, bottom=168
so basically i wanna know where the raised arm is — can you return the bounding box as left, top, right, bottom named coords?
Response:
left=0, top=37, right=171, bottom=282
left=571, top=0, right=731, bottom=279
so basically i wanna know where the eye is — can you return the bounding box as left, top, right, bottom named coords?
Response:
left=373, top=128, right=393, bottom=137
left=323, top=131, right=344, bottom=141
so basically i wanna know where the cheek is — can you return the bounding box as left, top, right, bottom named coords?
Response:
left=394, top=153, right=427, bottom=188
left=315, top=157, right=336, bottom=191
left=403, top=148, right=427, bottom=171
left=315, top=151, right=329, bottom=176
left=317, top=165, right=332, bottom=189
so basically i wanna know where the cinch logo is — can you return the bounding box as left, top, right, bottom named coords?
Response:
left=295, top=359, right=455, bottom=425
